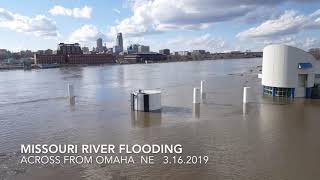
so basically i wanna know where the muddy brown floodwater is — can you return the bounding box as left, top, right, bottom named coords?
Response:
left=0, top=58, right=320, bottom=180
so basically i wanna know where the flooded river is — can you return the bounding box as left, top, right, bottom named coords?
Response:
left=0, top=58, right=320, bottom=179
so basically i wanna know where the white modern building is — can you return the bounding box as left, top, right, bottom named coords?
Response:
left=260, top=44, right=320, bottom=98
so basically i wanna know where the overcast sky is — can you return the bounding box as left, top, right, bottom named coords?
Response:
left=0, top=0, right=319, bottom=52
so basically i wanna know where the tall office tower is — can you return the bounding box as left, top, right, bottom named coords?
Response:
left=116, top=33, right=123, bottom=52
left=97, top=38, right=103, bottom=52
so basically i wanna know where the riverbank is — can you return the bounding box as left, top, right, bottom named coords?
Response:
left=0, top=56, right=261, bottom=71
left=0, top=64, right=24, bottom=70
left=0, top=63, right=89, bottom=70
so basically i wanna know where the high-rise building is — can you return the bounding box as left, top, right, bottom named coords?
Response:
left=127, top=44, right=139, bottom=54
left=97, top=38, right=103, bottom=52
left=44, top=49, right=53, bottom=55
left=107, top=48, right=113, bottom=54
left=19, top=50, right=34, bottom=57
left=127, top=44, right=150, bottom=54
left=159, top=49, right=170, bottom=55
left=113, top=45, right=121, bottom=54
left=0, top=49, right=8, bottom=59
left=192, top=50, right=206, bottom=56
left=82, top=47, right=90, bottom=54
left=0, top=49, right=7, bottom=55
left=138, top=45, right=150, bottom=53
left=116, top=33, right=123, bottom=52
left=37, top=50, right=45, bottom=55
left=177, top=51, right=190, bottom=56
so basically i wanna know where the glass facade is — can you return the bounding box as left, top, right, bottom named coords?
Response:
left=263, top=86, right=294, bottom=97
left=263, top=86, right=273, bottom=96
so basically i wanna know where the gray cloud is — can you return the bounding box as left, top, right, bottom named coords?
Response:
left=237, top=10, right=320, bottom=39
left=109, top=0, right=318, bottom=37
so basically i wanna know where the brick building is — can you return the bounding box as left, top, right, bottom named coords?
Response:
left=34, top=54, right=66, bottom=64
left=35, top=54, right=115, bottom=65
left=67, top=54, right=115, bottom=64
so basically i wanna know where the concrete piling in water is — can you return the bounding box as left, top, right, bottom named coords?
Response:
left=68, top=84, right=75, bottom=105
left=243, top=103, right=248, bottom=115
left=193, top=103, right=200, bottom=118
left=193, top=88, right=200, bottom=104
left=243, top=87, right=254, bottom=115
left=68, top=84, right=74, bottom=98
left=200, top=80, right=205, bottom=94
left=200, top=80, right=206, bottom=101
left=243, top=87, right=252, bottom=104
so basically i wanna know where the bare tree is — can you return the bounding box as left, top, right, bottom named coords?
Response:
left=309, top=48, right=320, bottom=60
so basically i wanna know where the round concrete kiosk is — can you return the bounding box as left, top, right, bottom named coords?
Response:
left=131, top=89, right=161, bottom=112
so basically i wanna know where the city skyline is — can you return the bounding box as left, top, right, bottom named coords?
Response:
left=0, top=0, right=320, bottom=52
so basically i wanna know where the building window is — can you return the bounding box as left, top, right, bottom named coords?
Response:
left=263, top=86, right=293, bottom=97
left=274, top=87, right=292, bottom=97
left=263, top=86, right=273, bottom=96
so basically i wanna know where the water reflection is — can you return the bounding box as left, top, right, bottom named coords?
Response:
left=201, top=92, right=207, bottom=104
left=131, top=111, right=162, bottom=128
left=262, top=96, right=294, bottom=105
left=59, top=67, right=84, bottom=80
left=161, top=106, right=192, bottom=114
left=193, top=104, right=200, bottom=118
left=258, top=100, right=307, bottom=130
left=242, top=103, right=256, bottom=115
left=242, top=103, right=248, bottom=115
left=69, top=97, right=75, bottom=106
